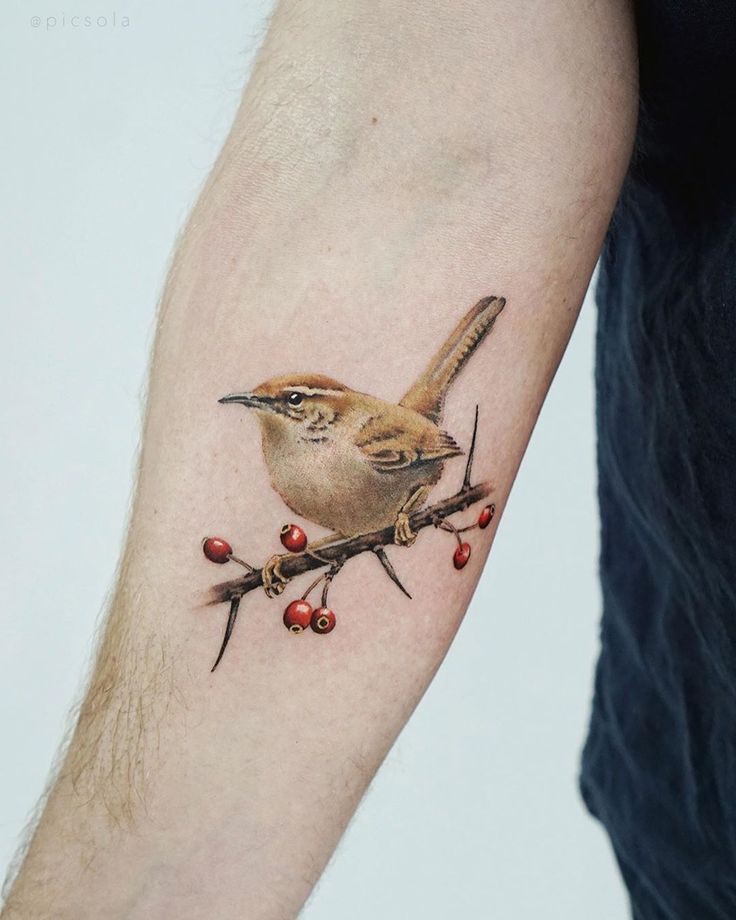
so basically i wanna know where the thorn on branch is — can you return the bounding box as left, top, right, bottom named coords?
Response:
left=210, top=596, right=240, bottom=672
left=463, top=404, right=479, bottom=491
left=373, top=546, right=412, bottom=599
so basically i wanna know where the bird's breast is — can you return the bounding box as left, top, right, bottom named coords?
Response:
left=260, top=428, right=436, bottom=536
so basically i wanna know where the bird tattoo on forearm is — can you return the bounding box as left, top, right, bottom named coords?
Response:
left=202, top=295, right=505, bottom=670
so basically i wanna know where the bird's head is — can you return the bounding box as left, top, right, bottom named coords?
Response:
left=219, top=374, right=352, bottom=437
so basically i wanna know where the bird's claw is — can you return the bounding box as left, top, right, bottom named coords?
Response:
left=394, top=511, right=417, bottom=547
left=262, top=554, right=289, bottom=597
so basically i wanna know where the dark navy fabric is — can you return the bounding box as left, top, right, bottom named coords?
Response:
left=580, top=2, right=736, bottom=918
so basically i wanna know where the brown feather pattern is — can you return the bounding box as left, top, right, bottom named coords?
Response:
left=399, top=295, right=505, bottom=423
left=355, top=409, right=462, bottom=472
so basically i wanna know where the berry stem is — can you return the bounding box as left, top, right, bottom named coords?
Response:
left=229, top=554, right=256, bottom=572
left=438, top=519, right=464, bottom=550
left=321, top=562, right=344, bottom=607
left=301, top=572, right=327, bottom=601
left=455, top=522, right=479, bottom=534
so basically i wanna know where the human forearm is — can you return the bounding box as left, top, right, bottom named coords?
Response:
left=3, top=2, right=637, bottom=918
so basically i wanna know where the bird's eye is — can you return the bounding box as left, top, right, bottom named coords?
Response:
left=287, top=391, right=303, bottom=407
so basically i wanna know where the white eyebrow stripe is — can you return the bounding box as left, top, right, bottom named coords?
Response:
left=286, top=387, right=344, bottom=397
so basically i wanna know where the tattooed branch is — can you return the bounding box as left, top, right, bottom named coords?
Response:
left=209, top=481, right=493, bottom=607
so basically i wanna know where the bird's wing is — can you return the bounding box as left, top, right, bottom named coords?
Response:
left=356, top=413, right=462, bottom=472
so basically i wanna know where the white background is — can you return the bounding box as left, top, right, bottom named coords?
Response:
left=0, top=2, right=628, bottom=917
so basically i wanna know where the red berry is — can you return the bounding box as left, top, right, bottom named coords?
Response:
left=453, top=542, right=471, bottom=570
left=203, top=537, right=232, bottom=564
left=311, top=607, right=336, bottom=634
left=478, top=504, right=495, bottom=529
left=280, top=523, right=308, bottom=553
left=283, top=599, right=313, bottom=634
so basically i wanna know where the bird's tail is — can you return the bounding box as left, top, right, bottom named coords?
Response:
left=399, top=295, right=505, bottom=422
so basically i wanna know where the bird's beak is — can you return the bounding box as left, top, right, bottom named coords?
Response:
left=218, top=392, right=264, bottom=409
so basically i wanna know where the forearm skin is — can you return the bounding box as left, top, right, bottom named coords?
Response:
left=2, top=2, right=637, bottom=917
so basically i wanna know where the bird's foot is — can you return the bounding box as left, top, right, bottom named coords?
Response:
left=394, top=511, right=417, bottom=547
left=262, top=554, right=290, bottom=597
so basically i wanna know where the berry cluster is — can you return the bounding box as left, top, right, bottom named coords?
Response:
left=202, top=503, right=496, bottom=641
left=203, top=525, right=339, bottom=635
left=443, top=502, right=495, bottom=570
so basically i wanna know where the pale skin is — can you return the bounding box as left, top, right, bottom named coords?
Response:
left=2, top=2, right=638, bottom=918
